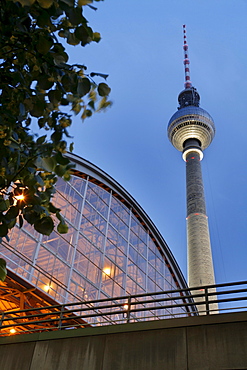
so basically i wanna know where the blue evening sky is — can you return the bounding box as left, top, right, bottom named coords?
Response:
left=61, top=0, right=247, bottom=284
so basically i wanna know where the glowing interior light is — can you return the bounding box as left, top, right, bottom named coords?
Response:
left=123, top=304, right=129, bottom=310
left=10, top=328, right=16, bottom=334
left=44, top=285, right=50, bottom=292
left=15, top=194, right=25, bottom=201
left=103, top=267, right=111, bottom=276
left=182, top=148, right=203, bottom=162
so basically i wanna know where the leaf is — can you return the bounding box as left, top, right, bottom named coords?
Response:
left=54, top=164, right=67, bottom=177
left=97, top=96, right=112, bottom=111
left=55, top=151, right=70, bottom=165
left=33, top=205, right=49, bottom=215
left=37, top=9, right=52, bottom=28
left=78, top=0, right=93, bottom=5
left=56, top=210, right=63, bottom=222
left=67, top=33, right=80, bottom=46
left=87, top=4, right=97, bottom=11
left=61, top=73, right=78, bottom=93
left=63, top=172, right=71, bottom=181
left=53, top=51, right=69, bottom=66
left=60, top=0, right=74, bottom=6
left=30, top=98, right=46, bottom=118
left=0, top=224, right=8, bottom=238
left=90, top=72, right=108, bottom=80
left=34, top=174, right=45, bottom=186
left=69, top=142, right=74, bottom=152
left=36, top=36, right=53, bottom=55
left=72, top=102, right=81, bottom=114
left=75, top=25, right=92, bottom=45
left=81, top=109, right=92, bottom=119
left=66, top=7, right=84, bottom=25
left=7, top=219, right=16, bottom=229
left=0, top=259, right=7, bottom=282
left=37, top=76, right=54, bottom=90
left=48, top=203, right=61, bottom=213
left=27, top=167, right=36, bottom=174
left=18, top=0, right=36, bottom=5
left=88, top=100, right=95, bottom=110
left=57, top=221, right=68, bottom=234
left=37, top=0, right=54, bottom=8
left=0, top=177, right=6, bottom=189
left=0, top=199, right=10, bottom=212
left=98, top=82, right=111, bottom=96
left=48, top=90, right=62, bottom=105
left=77, top=78, right=91, bottom=97
left=34, top=217, right=54, bottom=236
left=51, top=130, right=62, bottom=143
left=5, top=206, right=19, bottom=221
left=37, top=135, right=47, bottom=145
left=23, top=210, right=40, bottom=225
left=37, top=157, right=57, bottom=171
left=38, top=117, right=46, bottom=128
left=93, top=32, right=101, bottom=43
left=19, top=215, right=24, bottom=229
left=19, top=103, right=26, bottom=116
left=72, top=64, right=87, bottom=70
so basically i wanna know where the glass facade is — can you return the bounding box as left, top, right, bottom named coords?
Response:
left=0, top=156, right=189, bottom=318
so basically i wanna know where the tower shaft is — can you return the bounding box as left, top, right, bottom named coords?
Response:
left=167, top=25, right=217, bottom=314
left=185, top=150, right=215, bottom=288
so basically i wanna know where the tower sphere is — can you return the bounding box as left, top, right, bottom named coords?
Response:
left=167, top=91, right=215, bottom=152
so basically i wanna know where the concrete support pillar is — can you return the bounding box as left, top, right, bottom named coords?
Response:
left=185, top=149, right=217, bottom=313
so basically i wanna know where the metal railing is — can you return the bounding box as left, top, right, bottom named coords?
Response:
left=1, top=280, right=247, bottom=336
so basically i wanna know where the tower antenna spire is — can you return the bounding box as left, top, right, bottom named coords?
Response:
left=183, top=25, right=192, bottom=89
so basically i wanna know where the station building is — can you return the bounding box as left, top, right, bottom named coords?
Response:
left=0, top=153, right=190, bottom=330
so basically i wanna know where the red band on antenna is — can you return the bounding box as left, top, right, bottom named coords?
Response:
left=183, top=25, right=192, bottom=89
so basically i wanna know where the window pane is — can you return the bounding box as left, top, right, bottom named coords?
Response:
left=129, top=246, right=138, bottom=264
left=116, top=248, right=127, bottom=270
left=107, top=225, right=118, bottom=245
left=70, top=176, right=86, bottom=195
left=126, top=276, right=137, bottom=295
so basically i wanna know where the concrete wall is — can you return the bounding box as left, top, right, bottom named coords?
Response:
left=0, top=312, right=247, bottom=370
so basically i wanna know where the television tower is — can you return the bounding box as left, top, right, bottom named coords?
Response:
left=167, top=26, right=216, bottom=298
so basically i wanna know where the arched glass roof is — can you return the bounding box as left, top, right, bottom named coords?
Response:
left=0, top=154, right=190, bottom=319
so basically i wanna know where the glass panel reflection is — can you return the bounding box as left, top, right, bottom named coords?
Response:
left=2, top=172, right=188, bottom=320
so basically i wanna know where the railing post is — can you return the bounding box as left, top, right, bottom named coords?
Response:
left=58, top=305, right=65, bottom=330
left=205, top=288, right=210, bottom=315
left=126, top=296, right=131, bottom=323
left=0, top=313, right=4, bottom=328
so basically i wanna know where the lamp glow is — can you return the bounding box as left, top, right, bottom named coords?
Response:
left=103, top=267, right=111, bottom=276
left=15, top=194, right=25, bottom=201
left=10, top=328, right=16, bottom=334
